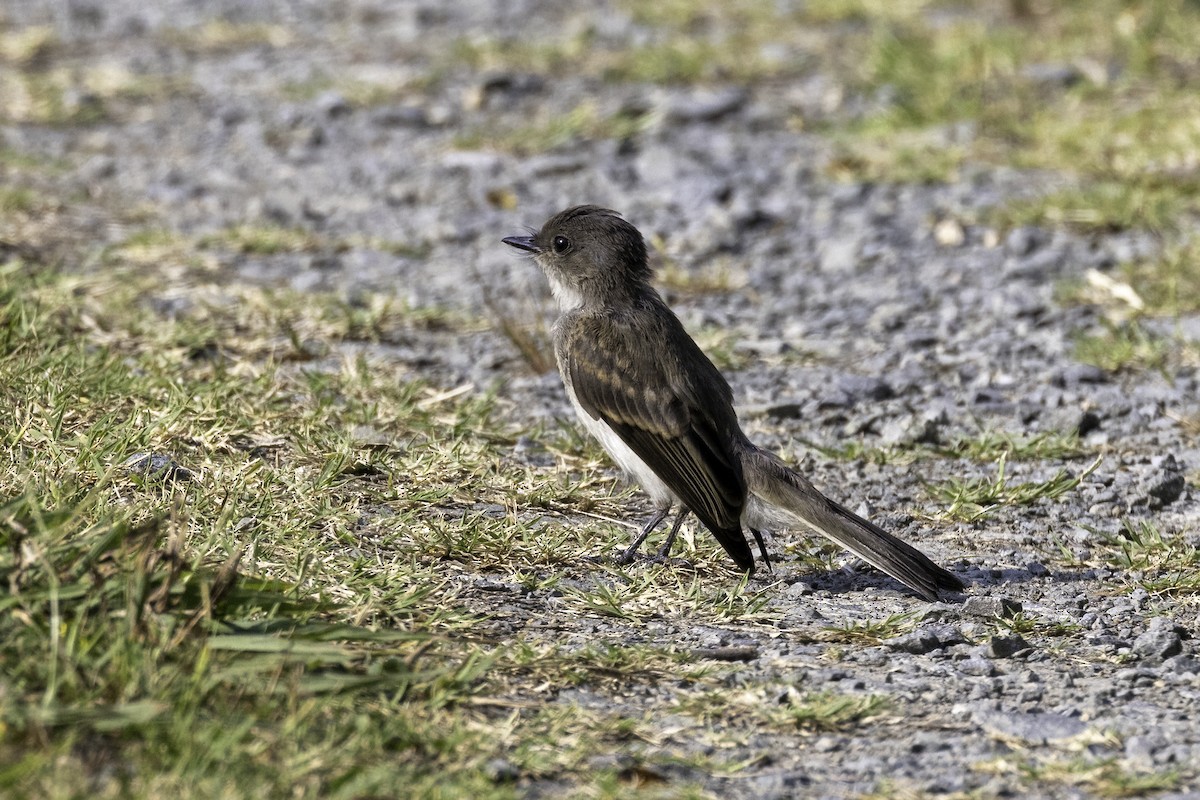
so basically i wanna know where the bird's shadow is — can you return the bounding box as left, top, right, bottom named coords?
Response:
left=779, top=560, right=1106, bottom=601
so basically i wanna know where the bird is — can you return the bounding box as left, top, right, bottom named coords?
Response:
left=503, top=205, right=963, bottom=601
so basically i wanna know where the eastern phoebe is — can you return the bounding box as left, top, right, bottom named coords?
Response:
left=504, top=205, right=963, bottom=600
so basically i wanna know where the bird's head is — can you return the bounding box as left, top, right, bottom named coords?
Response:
left=503, top=205, right=651, bottom=308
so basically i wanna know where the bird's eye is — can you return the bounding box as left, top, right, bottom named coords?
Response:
left=552, top=235, right=570, bottom=254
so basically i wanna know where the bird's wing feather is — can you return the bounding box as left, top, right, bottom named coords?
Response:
left=562, top=315, right=751, bottom=568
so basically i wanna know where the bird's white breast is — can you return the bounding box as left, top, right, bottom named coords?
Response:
left=560, top=372, right=678, bottom=508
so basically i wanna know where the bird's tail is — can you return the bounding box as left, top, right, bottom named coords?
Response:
left=740, top=446, right=963, bottom=601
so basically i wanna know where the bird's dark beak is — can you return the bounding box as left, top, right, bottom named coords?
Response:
left=502, top=235, right=541, bottom=254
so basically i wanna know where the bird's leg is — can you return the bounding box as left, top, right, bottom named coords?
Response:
left=653, top=508, right=691, bottom=560
left=749, top=528, right=772, bottom=572
left=616, top=507, right=671, bottom=564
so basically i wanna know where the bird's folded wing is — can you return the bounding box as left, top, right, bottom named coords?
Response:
left=564, top=327, right=744, bottom=535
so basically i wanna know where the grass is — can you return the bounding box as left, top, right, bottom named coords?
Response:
left=0, top=185, right=39, bottom=214
left=0, top=248, right=862, bottom=797
left=561, top=570, right=777, bottom=624
left=1073, top=320, right=1177, bottom=374
left=0, top=306, right=500, bottom=795
left=163, top=20, right=295, bottom=53
left=819, top=2, right=1200, bottom=203
left=801, top=427, right=1091, bottom=469
left=928, top=454, right=1103, bottom=523
left=989, top=613, right=1081, bottom=640
left=454, top=100, right=656, bottom=155
left=1079, top=520, right=1200, bottom=598
left=816, top=611, right=919, bottom=645
left=277, top=64, right=430, bottom=109
left=1121, top=240, right=1200, bottom=316
left=673, top=686, right=889, bottom=734
left=0, top=39, right=190, bottom=126
left=979, top=753, right=1180, bottom=799
left=451, top=2, right=801, bottom=87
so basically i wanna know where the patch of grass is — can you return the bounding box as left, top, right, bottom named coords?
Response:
left=995, top=181, right=1199, bottom=234
left=1088, top=521, right=1200, bottom=597
left=0, top=69, right=108, bottom=125
left=928, top=454, right=1102, bottom=523
left=1058, top=253, right=1200, bottom=373
left=818, top=2, right=1200, bottom=235
left=479, top=282, right=555, bottom=373
left=198, top=224, right=324, bottom=256
left=689, top=325, right=751, bottom=371
left=455, top=100, right=655, bottom=154
left=827, top=128, right=969, bottom=184
left=0, top=24, right=57, bottom=64
left=990, top=613, right=1081, bottom=639
left=602, top=40, right=766, bottom=85
left=451, top=28, right=755, bottom=99
left=778, top=691, right=889, bottom=732
left=1073, top=321, right=1175, bottom=373
left=675, top=686, right=888, bottom=733
left=817, top=611, right=919, bottom=644
left=0, top=146, right=68, bottom=171
left=505, top=641, right=721, bottom=689
left=1121, top=240, right=1200, bottom=316
left=193, top=224, right=428, bottom=264
left=0, top=261, right=499, bottom=791
left=164, top=20, right=295, bottom=53
left=655, top=247, right=746, bottom=296
left=452, top=1, right=807, bottom=87
left=0, top=263, right=537, bottom=794
left=1, top=35, right=192, bottom=126
left=940, top=430, right=1087, bottom=462
left=561, top=568, right=777, bottom=625
left=803, top=429, right=1087, bottom=468
left=799, top=437, right=927, bottom=467
left=0, top=185, right=39, bottom=214
left=278, top=65, right=425, bottom=108
left=979, top=753, right=1180, bottom=799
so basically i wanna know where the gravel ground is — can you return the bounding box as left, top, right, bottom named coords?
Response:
left=5, top=1, right=1200, bottom=797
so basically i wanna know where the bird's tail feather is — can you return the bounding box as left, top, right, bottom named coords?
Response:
left=741, top=446, right=962, bottom=601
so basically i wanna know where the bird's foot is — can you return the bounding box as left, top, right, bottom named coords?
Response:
left=613, top=546, right=641, bottom=566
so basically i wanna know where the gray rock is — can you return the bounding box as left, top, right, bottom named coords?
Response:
left=375, top=105, right=434, bottom=128
left=1052, top=363, right=1108, bottom=387
left=484, top=757, right=520, bottom=782
left=316, top=90, right=351, bottom=118
left=817, top=238, right=859, bottom=273
left=439, top=150, right=504, bottom=174
left=835, top=374, right=894, bottom=403
left=878, top=407, right=947, bottom=446
left=123, top=452, right=195, bottom=484
left=958, top=657, right=997, bottom=677
left=1162, top=655, right=1200, bottom=675
left=1020, top=62, right=1084, bottom=87
left=692, top=645, right=759, bottom=662
left=1124, top=733, right=1165, bottom=769
left=1004, top=226, right=1045, bottom=256
left=1138, top=454, right=1186, bottom=508
left=987, top=635, right=1032, bottom=659
left=885, top=624, right=967, bottom=655
left=962, top=596, right=1023, bottom=618
left=1132, top=618, right=1185, bottom=662
left=664, top=87, right=749, bottom=123
left=976, top=710, right=1087, bottom=744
